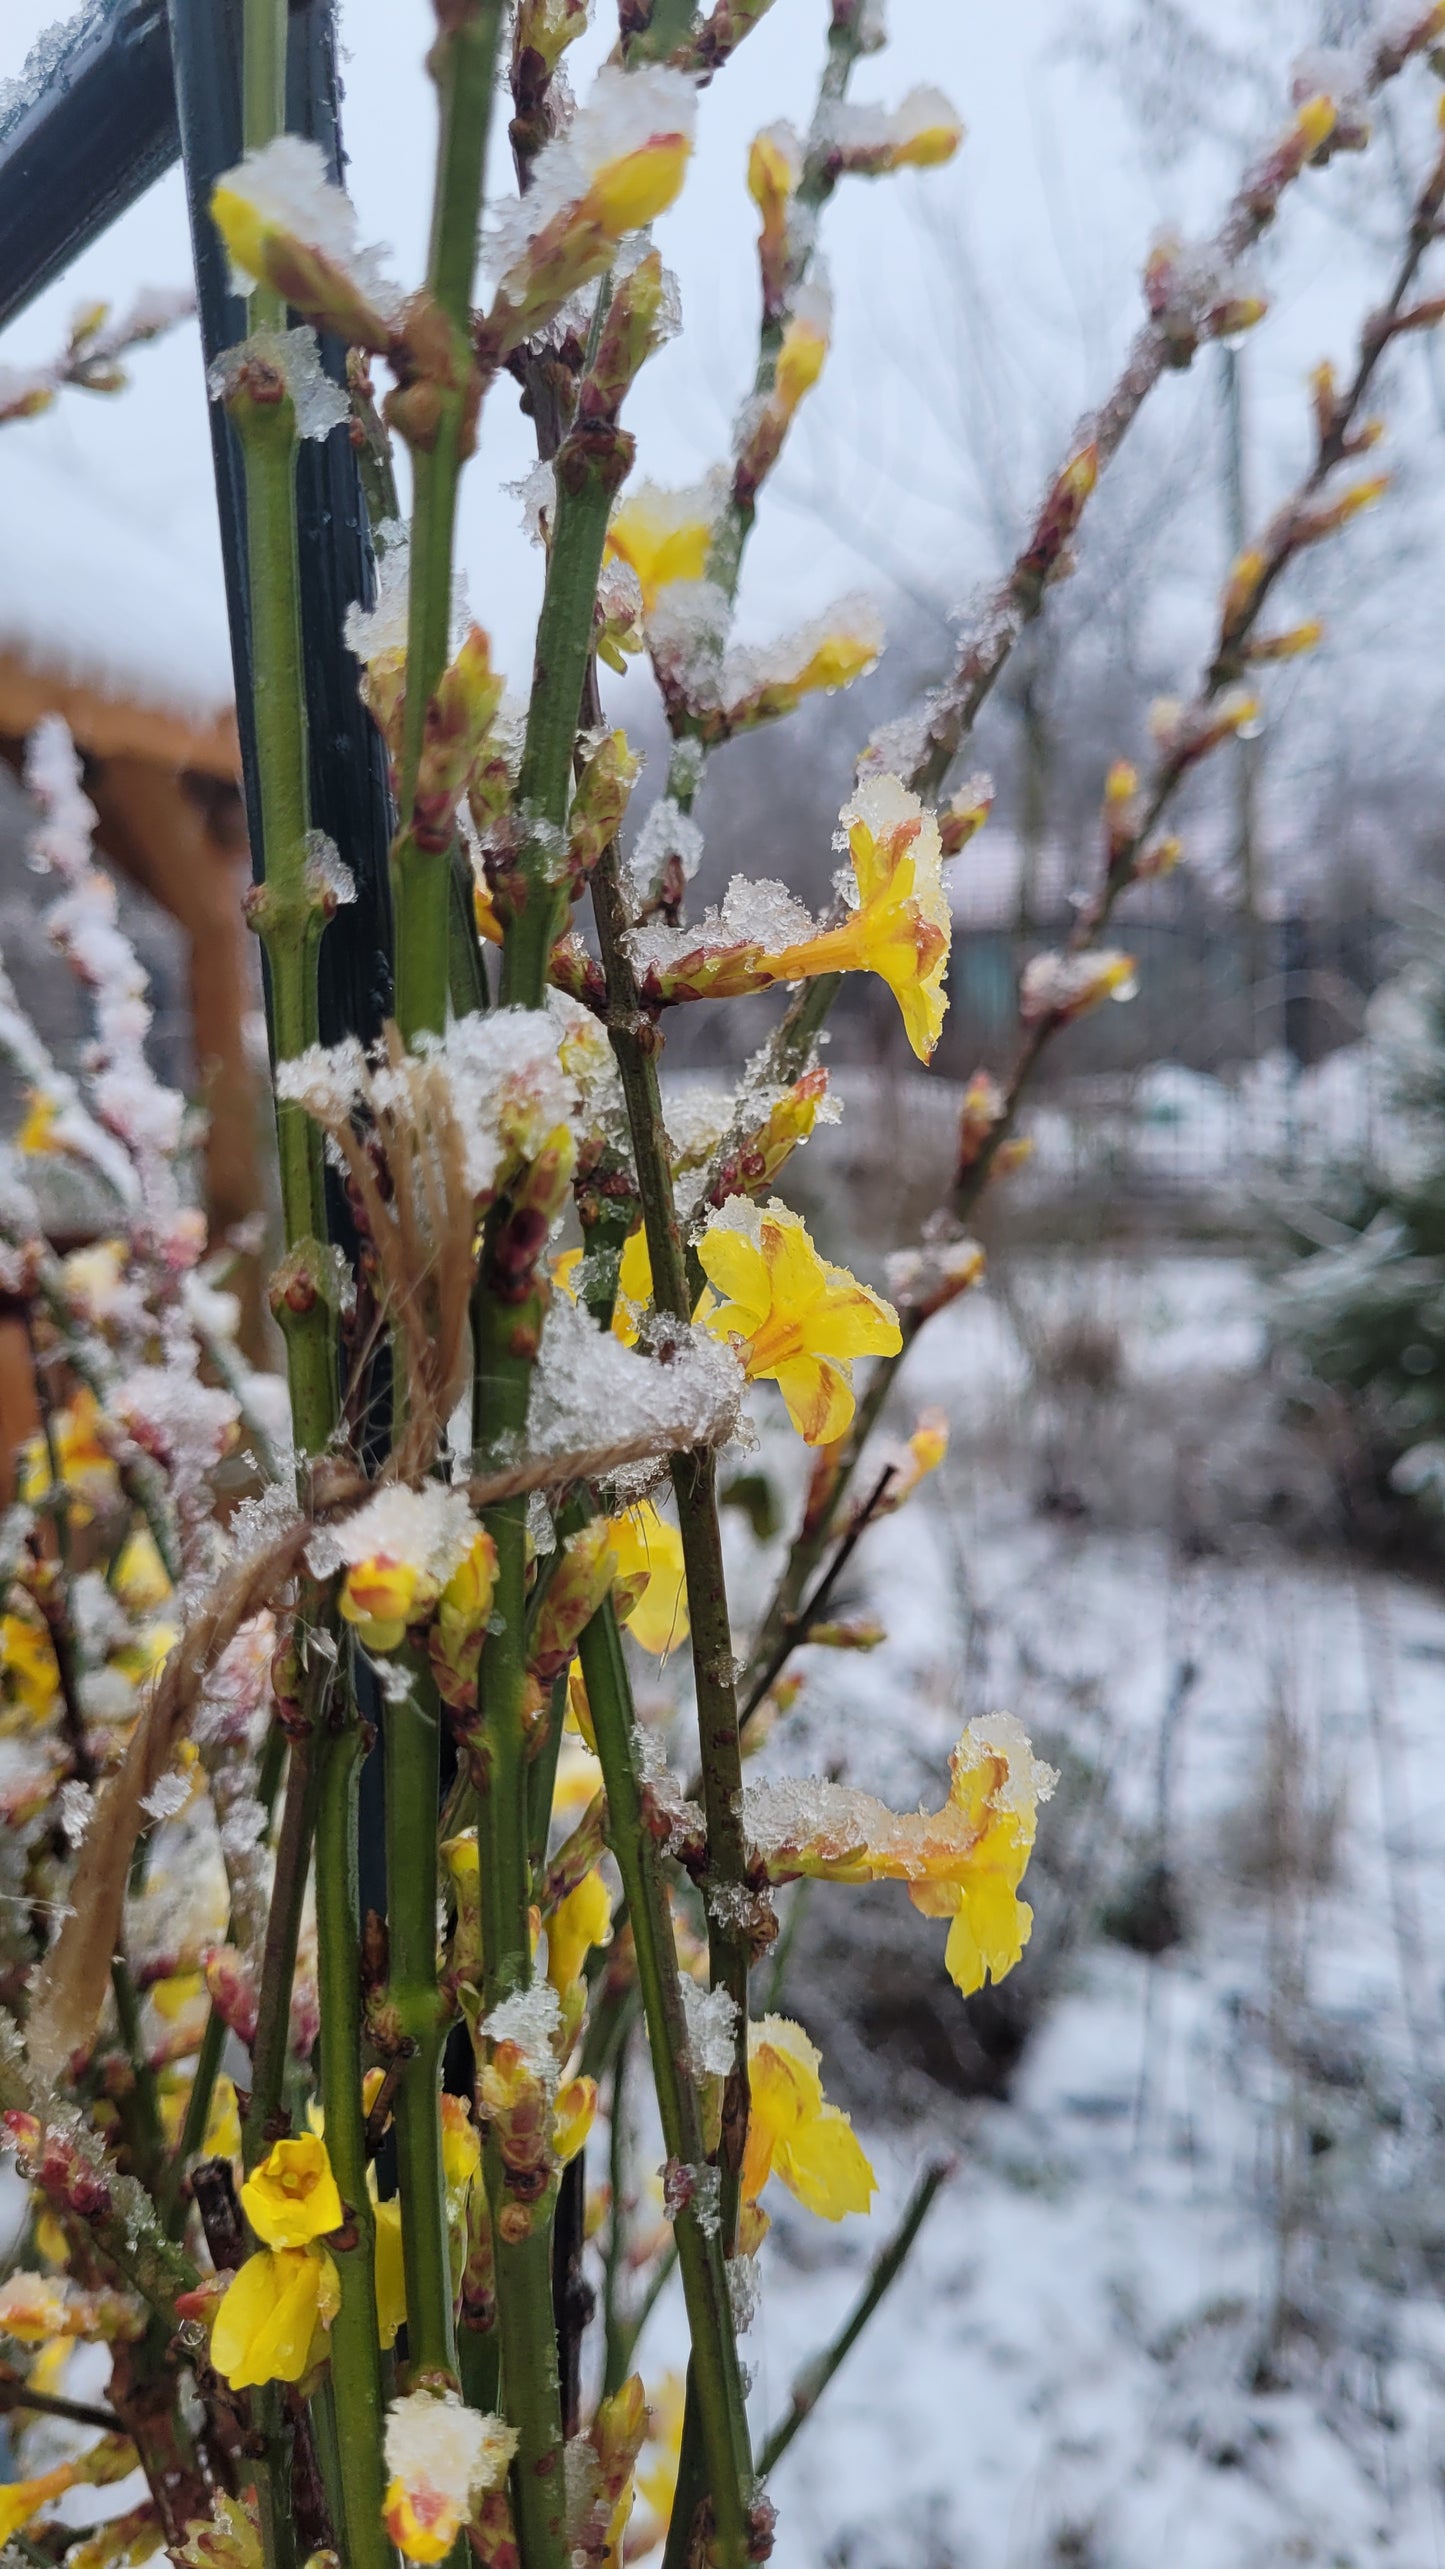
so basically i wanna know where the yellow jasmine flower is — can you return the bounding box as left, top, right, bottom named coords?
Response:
left=606, top=1500, right=688, bottom=1656
left=748, top=1713, right=1056, bottom=1996
left=0, top=2272, right=74, bottom=2341
left=766, top=773, right=951, bottom=1061
left=2, top=1607, right=60, bottom=1723
left=112, top=1617, right=179, bottom=1692
left=440, top=2093, right=481, bottom=2195
left=20, top=1387, right=119, bottom=1525
left=635, top=2373, right=687, bottom=2536
left=490, top=71, right=696, bottom=354
left=724, top=604, right=884, bottom=730
left=240, top=2132, right=343, bottom=2248
left=152, top=1969, right=206, bottom=2025
left=747, top=122, right=800, bottom=222
left=552, top=1223, right=654, bottom=1346
left=552, top=1729, right=604, bottom=1826
left=605, top=478, right=719, bottom=615
left=60, top=1238, right=129, bottom=1320
left=112, top=1528, right=172, bottom=1612
left=209, top=2243, right=339, bottom=2391
left=198, top=2075, right=242, bottom=2166
left=696, top=1199, right=901, bottom=1446
left=473, top=872, right=504, bottom=946
left=373, top=2197, right=407, bottom=2351
left=742, top=2017, right=876, bottom=2221
left=888, top=90, right=966, bottom=168
left=545, top=1868, right=613, bottom=1998
left=0, top=2437, right=137, bottom=2545
left=17, top=1088, right=60, bottom=1154
left=748, top=120, right=801, bottom=313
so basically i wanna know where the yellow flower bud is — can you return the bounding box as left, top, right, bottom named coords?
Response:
left=747, top=125, right=800, bottom=215
left=585, top=131, right=692, bottom=237
left=774, top=307, right=829, bottom=412
left=553, top=2075, right=598, bottom=2167
left=339, top=1554, right=439, bottom=1654
left=545, top=1869, right=613, bottom=1998
left=1294, top=93, right=1337, bottom=155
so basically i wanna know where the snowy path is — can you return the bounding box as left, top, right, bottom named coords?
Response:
left=640, top=1255, right=1445, bottom=2568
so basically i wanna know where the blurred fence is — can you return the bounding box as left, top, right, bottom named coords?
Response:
left=937, top=907, right=1394, bottom=1083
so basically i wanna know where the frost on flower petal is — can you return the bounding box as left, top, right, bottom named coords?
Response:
left=493, top=66, right=698, bottom=278
left=321, top=1485, right=476, bottom=1580
left=210, top=135, right=400, bottom=345
left=717, top=594, right=884, bottom=730
left=743, top=1714, right=1057, bottom=1997
left=605, top=470, right=728, bottom=616
left=384, top=2389, right=518, bottom=2565
left=818, top=84, right=965, bottom=175
left=484, top=66, right=698, bottom=350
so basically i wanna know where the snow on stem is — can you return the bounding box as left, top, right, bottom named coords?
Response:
left=392, top=0, right=508, bottom=1042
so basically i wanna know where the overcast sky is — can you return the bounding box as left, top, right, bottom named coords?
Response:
left=0, top=0, right=1438, bottom=729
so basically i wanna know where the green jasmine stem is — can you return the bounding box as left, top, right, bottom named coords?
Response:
left=585, top=845, right=753, bottom=2238
left=386, top=1648, right=456, bottom=2381
left=623, top=0, right=698, bottom=64
left=464, top=423, right=624, bottom=2568
left=393, top=0, right=507, bottom=1042
left=585, top=822, right=755, bottom=2565
left=242, top=0, right=285, bottom=166
left=314, top=1715, right=392, bottom=2569
left=668, top=1452, right=751, bottom=2227
left=458, top=2316, right=501, bottom=2417
left=572, top=1593, right=753, bottom=2566
left=230, top=384, right=335, bottom=1451
left=527, top=1673, right=570, bottom=1880
left=501, top=448, right=625, bottom=1004
left=109, top=1957, right=166, bottom=2193
left=243, top=1730, right=320, bottom=2173
left=173, top=2003, right=225, bottom=2187
left=601, top=2018, right=632, bottom=2397
left=465, top=289, right=624, bottom=2569
left=449, top=843, right=490, bottom=1020
left=754, top=2160, right=951, bottom=2478
left=473, top=1279, right=568, bottom=2569
left=251, top=2388, right=297, bottom=2569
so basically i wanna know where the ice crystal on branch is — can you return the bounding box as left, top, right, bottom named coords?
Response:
left=525, top=1292, right=743, bottom=1465
left=206, top=326, right=349, bottom=440
left=679, top=1977, right=739, bottom=2078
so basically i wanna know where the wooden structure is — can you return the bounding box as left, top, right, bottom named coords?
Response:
left=0, top=664, right=263, bottom=1257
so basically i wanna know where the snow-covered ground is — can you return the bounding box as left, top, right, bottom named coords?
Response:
left=639, top=1250, right=1445, bottom=2568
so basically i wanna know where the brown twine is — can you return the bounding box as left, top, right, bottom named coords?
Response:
left=23, top=1414, right=728, bottom=2081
